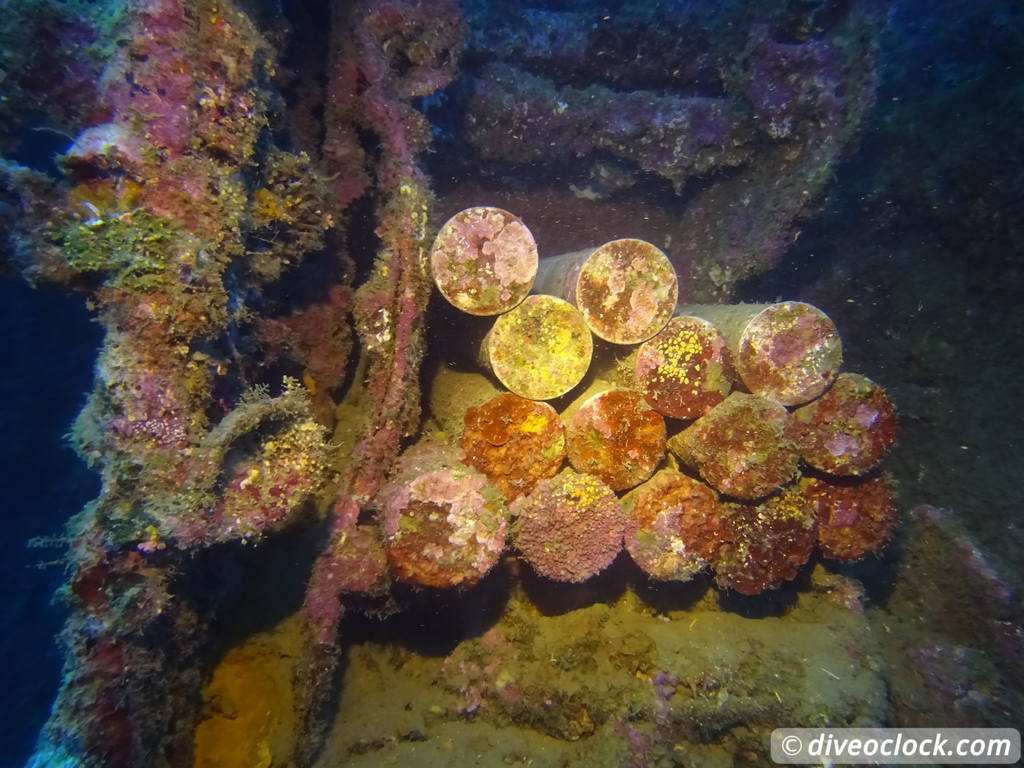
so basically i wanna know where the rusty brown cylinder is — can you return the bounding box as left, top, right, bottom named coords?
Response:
left=668, top=392, right=802, bottom=499
left=461, top=393, right=567, bottom=500
left=801, top=473, right=897, bottom=562
left=379, top=464, right=509, bottom=589
left=632, top=315, right=736, bottom=419
left=712, top=486, right=817, bottom=595
left=534, top=238, right=679, bottom=345
left=793, top=372, right=898, bottom=476
left=376, top=439, right=510, bottom=589
left=621, top=469, right=728, bottom=582
left=677, top=301, right=842, bottom=406
left=565, top=388, right=666, bottom=491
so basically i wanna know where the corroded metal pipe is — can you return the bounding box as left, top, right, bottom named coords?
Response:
left=565, top=388, right=666, bottom=491
left=793, top=372, right=898, bottom=476
left=668, top=392, right=802, bottom=499
left=677, top=301, right=842, bottom=406
left=512, top=468, right=624, bottom=583
left=713, top=487, right=817, bottom=595
left=631, top=315, right=735, bottom=419
left=461, top=392, right=567, bottom=500
left=379, top=464, right=508, bottom=588
left=622, top=469, right=727, bottom=582
left=534, top=238, right=678, bottom=344
left=802, top=474, right=897, bottom=562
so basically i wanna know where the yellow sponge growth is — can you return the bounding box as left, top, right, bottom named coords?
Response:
left=192, top=615, right=302, bottom=768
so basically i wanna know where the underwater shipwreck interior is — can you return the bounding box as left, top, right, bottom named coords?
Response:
left=1, top=0, right=1022, bottom=766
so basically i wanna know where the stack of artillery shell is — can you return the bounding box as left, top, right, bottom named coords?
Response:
left=664, top=304, right=897, bottom=499
left=478, top=238, right=679, bottom=399
left=426, top=211, right=900, bottom=590
left=653, top=301, right=899, bottom=590
left=430, top=208, right=680, bottom=400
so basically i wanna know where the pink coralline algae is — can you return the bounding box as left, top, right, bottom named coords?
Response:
left=465, top=62, right=755, bottom=195
left=430, top=206, right=538, bottom=315
left=794, top=372, right=899, bottom=476
left=512, top=469, right=625, bottom=583
left=381, top=466, right=508, bottom=589
left=623, top=470, right=729, bottom=582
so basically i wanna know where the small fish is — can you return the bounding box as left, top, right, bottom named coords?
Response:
left=81, top=201, right=105, bottom=228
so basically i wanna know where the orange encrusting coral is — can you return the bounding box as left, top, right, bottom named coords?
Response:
left=623, top=469, right=729, bottom=581
left=633, top=315, right=735, bottom=419
left=461, top=393, right=566, bottom=499
left=802, top=474, right=897, bottom=562
left=794, top=372, right=898, bottom=476
left=566, top=389, right=666, bottom=491
left=192, top=617, right=302, bottom=768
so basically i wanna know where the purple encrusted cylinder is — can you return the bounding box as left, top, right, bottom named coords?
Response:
left=512, top=468, right=624, bottom=582
left=430, top=206, right=538, bottom=315
left=534, top=238, right=678, bottom=344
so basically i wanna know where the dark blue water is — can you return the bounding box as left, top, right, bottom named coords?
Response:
left=0, top=281, right=99, bottom=766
